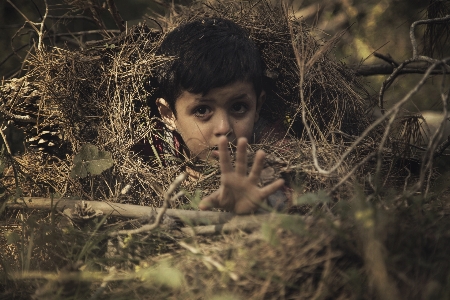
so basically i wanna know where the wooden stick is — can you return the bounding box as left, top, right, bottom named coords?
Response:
left=7, top=198, right=305, bottom=235
left=181, top=214, right=280, bottom=236
left=7, top=197, right=235, bottom=226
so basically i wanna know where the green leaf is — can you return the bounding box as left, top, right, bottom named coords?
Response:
left=0, top=123, right=25, bottom=156
left=70, top=143, right=114, bottom=178
left=280, top=215, right=305, bottom=235
left=261, top=221, right=279, bottom=246
left=294, top=190, right=331, bottom=205
left=140, top=261, right=184, bottom=289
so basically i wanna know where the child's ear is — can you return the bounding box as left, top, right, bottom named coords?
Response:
left=156, top=98, right=177, bottom=130
left=255, top=91, right=266, bottom=123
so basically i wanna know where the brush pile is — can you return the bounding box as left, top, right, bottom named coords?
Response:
left=0, top=0, right=382, bottom=205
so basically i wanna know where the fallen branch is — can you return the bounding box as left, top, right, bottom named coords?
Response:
left=180, top=213, right=305, bottom=236
left=7, top=196, right=235, bottom=225
left=7, top=196, right=306, bottom=236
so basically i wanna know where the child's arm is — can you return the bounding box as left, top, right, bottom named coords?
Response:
left=198, top=136, right=285, bottom=215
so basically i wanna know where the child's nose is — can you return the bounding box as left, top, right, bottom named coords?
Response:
left=214, top=116, right=232, bottom=137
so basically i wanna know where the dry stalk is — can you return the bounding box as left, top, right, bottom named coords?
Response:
left=178, top=240, right=239, bottom=281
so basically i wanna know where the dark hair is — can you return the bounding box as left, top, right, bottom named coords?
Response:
left=153, top=17, right=265, bottom=114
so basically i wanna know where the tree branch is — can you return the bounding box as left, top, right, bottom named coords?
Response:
left=7, top=196, right=235, bottom=225
left=106, top=0, right=126, bottom=32
left=353, top=63, right=448, bottom=76
left=411, top=14, right=450, bottom=59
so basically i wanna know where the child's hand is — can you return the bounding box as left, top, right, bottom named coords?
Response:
left=198, top=136, right=285, bottom=214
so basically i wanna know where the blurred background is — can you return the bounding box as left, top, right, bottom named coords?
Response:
left=1, top=0, right=448, bottom=111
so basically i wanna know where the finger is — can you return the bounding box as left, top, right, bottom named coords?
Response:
left=198, top=190, right=220, bottom=211
left=260, top=179, right=285, bottom=198
left=235, top=137, right=248, bottom=175
left=248, top=150, right=266, bottom=184
left=218, top=136, right=233, bottom=174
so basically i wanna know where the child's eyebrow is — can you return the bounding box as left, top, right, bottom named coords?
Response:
left=194, top=97, right=213, bottom=102
left=229, top=93, right=250, bottom=101
left=194, top=93, right=251, bottom=103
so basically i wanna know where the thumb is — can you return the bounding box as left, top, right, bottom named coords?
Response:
left=198, top=190, right=220, bottom=211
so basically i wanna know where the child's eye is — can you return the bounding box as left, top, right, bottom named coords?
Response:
left=231, top=102, right=248, bottom=114
left=193, top=105, right=211, bottom=118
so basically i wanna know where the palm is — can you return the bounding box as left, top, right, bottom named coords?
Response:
left=199, top=136, right=285, bottom=214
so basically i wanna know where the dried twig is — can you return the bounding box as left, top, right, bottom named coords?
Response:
left=178, top=241, right=239, bottom=281
left=106, top=0, right=126, bottom=32
left=354, top=63, right=446, bottom=76
left=7, top=197, right=235, bottom=225
left=434, top=137, right=450, bottom=157
left=86, top=0, right=111, bottom=37
left=106, top=173, right=185, bottom=236
left=6, top=0, right=48, bottom=51
left=0, top=103, right=37, bottom=123
left=410, top=14, right=450, bottom=59
left=373, top=52, right=399, bottom=67
left=46, top=15, right=96, bottom=22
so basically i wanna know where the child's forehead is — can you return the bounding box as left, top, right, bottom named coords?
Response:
left=178, top=80, right=257, bottom=102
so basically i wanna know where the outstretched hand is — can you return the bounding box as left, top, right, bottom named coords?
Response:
left=198, top=136, right=285, bottom=214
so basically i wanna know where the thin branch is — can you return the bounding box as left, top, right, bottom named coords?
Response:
left=310, top=56, right=448, bottom=175
left=180, top=213, right=304, bottom=236
left=6, top=0, right=40, bottom=33
left=422, top=65, right=449, bottom=197
left=37, top=0, right=48, bottom=50
left=0, top=125, right=13, bottom=156
left=434, top=137, right=450, bottom=157
left=108, top=173, right=186, bottom=236
left=0, top=106, right=37, bottom=123
left=373, top=52, right=399, bottom=67
left=0, top=44, right=30, bottom=69
left=86, top=0, right=111, bottom=38
left=354, top=63, right=448, bottom=76
left=46, top=15, right=96, bottom=23
left=410, top=14, right=450, bottom=59
left=106, top=0, right=126, bottom=32
left=44, top=29, right=121, bottom=38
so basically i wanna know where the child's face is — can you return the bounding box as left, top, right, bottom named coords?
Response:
left=157, top=81, right=264, bottom=159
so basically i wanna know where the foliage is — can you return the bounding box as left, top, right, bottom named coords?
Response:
left=70, top=144, right=114, bottom=179
left=0, top=0, right=450, bottom=299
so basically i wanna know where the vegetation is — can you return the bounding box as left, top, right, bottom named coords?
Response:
left=1, top=0, right=450, bottom=299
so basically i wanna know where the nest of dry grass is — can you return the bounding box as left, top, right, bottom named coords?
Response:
left=0, top=0, right=391, bottom=208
